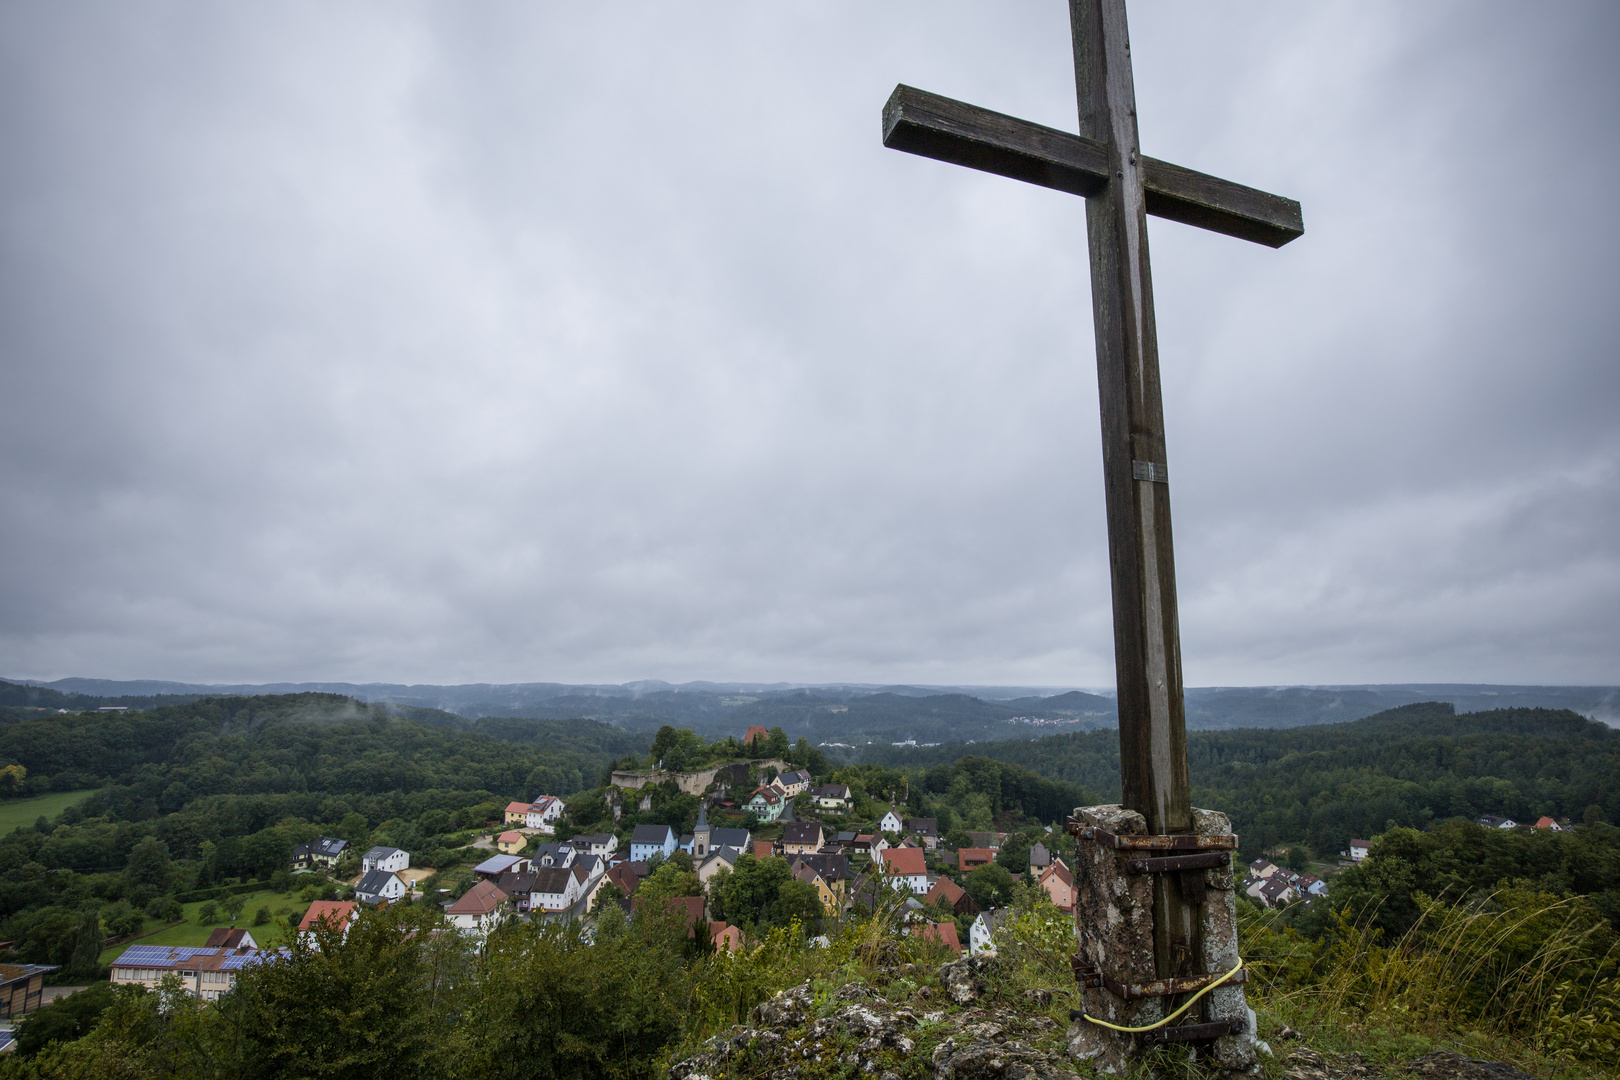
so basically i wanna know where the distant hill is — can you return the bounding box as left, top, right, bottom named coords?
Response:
left=8, top=676, right=1614, bottom=745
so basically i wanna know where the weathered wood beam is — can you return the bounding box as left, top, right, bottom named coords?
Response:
left=882, top=84, right=1303, bottom=248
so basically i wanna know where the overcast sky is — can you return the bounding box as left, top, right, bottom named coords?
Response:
left=2, top=2, right=1616, bottom=689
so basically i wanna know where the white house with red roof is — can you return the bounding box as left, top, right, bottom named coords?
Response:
left=297, top=900, right=360, bottom=945
left=879, top=846, right=930, bottom=895
left=446, top=880, right=510, bottom=938
left=527, top=796, right=564, bottom=832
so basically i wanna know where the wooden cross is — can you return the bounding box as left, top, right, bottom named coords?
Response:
left=883, top=0, right=1301, bottom=979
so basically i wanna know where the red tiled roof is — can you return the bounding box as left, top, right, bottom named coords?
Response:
left=927, top=876, right=965, bottom=906
left=881, top=847, right=927, bottom=877
left=913, top=921, right=962, bottom=954
left=958, top=848, right=994, bottom=870
left=744, top=725, right=770, bottom=744
left=752, top=841, right=775, bottom=859
left=498, top=831, right=524, bottom=844
left=505, top=801, right=531, bottom=814
left=298, top=900, right=358, bottom=932
left=447, top=880, right=508, bottom=916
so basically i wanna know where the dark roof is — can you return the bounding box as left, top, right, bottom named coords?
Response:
left=711, top=827, right=751, bottom=849
left=495, top=870, right=538, bottom=896
left=814, top=784, right=851, bottom=799
left=631, top=824, right=675, bottom=845
left=793, top=852, right=850, bottom=881
left=203, top=928, right=254, bottom=948
left=782, top=822, right=824, bottom=846
left=908, top=818, right=938, bottom=836
left=1028, top=842, right=1051, bottom=867
left=570, top=833, right=613, bottom=847
left=355, top=869, right=401, bottom=896
left=314, top=837, right=348, bottom=857
left=530, top=867, right=576, bottom=896
left=780, top=769, right=812, bottom=785
left=363, top=846, right=405, bottom=862
left=701, top=846, right=740, bottom=868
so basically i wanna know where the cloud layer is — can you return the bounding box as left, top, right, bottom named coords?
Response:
left=2, top=2, right=1616, bottom=686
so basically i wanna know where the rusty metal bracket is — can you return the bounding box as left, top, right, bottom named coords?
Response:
left=1071, top=955, right=1249, bottom=1001
left=1142, top=1019, right=1246, bottom=1043
left=1124, top=851, right=1230, bottom=874
left=1066, top=820, right=1238, bottom=851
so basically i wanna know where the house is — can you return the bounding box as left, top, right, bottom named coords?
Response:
left=958, top=848, right=995, bottom=872
left=203, top=928, right=258, bottom=949
left=792, top=860, right=839, bottom=914
left=526, top=795, right=565, bottom=832
left=446, top=880, right=510, bottom=937
left=1534, top=816, right=1563, bottom=831
left=362, top=846, right=410, bottom=874
left=1259, top=877, right=1297, bottom=908
left=630, top=824, right=678, bottom=862
left=504, top=801, right=533, bottom=826
left=776, top=769, right=813, bottom=797
left=1028, top=842, right=1052, bottom=874
left=879, top=847, right=930, bottom=895
left=812, top=784, right=853, bottom=812
left=967, top=831, right=1002, bottom=852
left=291, top=837, right=347, bottom=870
left=781, top=822, right=825, bottom=856
left=752, top=840, right=776, bottom=860
left=1348, top=840, right=1371, bottom=862
left=297, top=900, right=359, bottom=944
left=793, top=852, right=851, bottom=905
left=497, top=831, right=527, bottom=855
left=532, top=842, right=576, bottom=868
left=744, top=725, right=771, bottom=746
left=1476, top=815, right=1518, bottom=830
left=528, top=866, right=583, bottom=914
left=0, top=964, right=55, bottom=1017
left=745, top=786, right=786, bottom=822
left=111, top=946, right=280, bottom=1001
left=926, top=875, right=979, bottom=917
left=602, top=860, right=649, bottom=900
left=711, top=921, right=745, bottom=952
left=877, top=807, right=904, bottom=835
left=1297, top=874, right=1328, bottom=897
left=908, top=818, right=939, bottom=850
left=1249, top=859, right=1281, bottom=878
left=1038, top=859, right=1075, bottom=912
left=851, top=834, right=888, bottom=858
left=910, top=921, right=962, bottom=955
left=355, top=868, right=409, bottom=906
left=969, top=909, right=1012, bottom=955
left=569, top=833, right=618, bottom=858
left=495, top=870, right=539, bottom=912
left=474, top=854, right=530, bottom=881
left=697, top=845, right=742, bottom=885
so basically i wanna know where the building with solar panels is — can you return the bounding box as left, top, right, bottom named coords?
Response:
left=110, top=944, right=287, bottom=1001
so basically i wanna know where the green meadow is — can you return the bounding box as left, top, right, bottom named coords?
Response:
left=0, top=790, right=97, bottom=834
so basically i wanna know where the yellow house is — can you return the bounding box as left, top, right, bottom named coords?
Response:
left=497, top=830, right=526, bottom=854
left=793, top=862, right=838, bottom=915
left=503, top=802, right=531, bottom=826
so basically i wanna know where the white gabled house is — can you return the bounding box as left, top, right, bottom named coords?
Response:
left=878, top=847, right=929, bottom=894
left=527, top=795, right=565, bottom=833
left=354, top=868, right=408, bottom=906
left=361, top=846, right=409, bottom=875
left=630, top=824, right=677, bottom=862
left=969, top=909, right=1012, bottom=955
left=878, top=807, right=904, bottom=835
left=446, top=880, right=510, bottom=938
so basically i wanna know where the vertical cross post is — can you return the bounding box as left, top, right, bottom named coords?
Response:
left=1070, top=0, right=1196, bottom=981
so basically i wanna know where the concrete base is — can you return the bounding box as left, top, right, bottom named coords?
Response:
left=1064, top=804, right=1259, bottom=1074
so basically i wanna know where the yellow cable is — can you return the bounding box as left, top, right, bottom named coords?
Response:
left=1079, top=958, right=1245, bottom=1033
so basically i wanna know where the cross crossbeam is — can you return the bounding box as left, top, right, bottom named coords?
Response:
left=883, top=85, right=1302, bottom=249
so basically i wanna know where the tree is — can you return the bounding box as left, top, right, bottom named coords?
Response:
left=965, top=863, right=1016, bottom=910
left=766, top=727, right=791, bottom=760
left=196, top=901, right=218, bottom=925
left=104, top=900, right=146, bottom=937
left=13, top=980, right=117, bottom=1057
left=707, top=854, right=808, bottom=932
left=252, top=905, right=273, bottom=926
left=123, top=837, right=172, bottom=892
left=638, top=863, right=703, bottom=901
left=222, top=894, right=246, bottom=921
left=1587, top=805, right=1607, bottom=827
left=67, top=907, right=104, bottom=977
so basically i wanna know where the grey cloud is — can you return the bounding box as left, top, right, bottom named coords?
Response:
left=1, top=2, right=1616, bottom=686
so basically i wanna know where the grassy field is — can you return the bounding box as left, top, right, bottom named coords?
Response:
left=0, top=789, right=97, bottom=834
left=98, top=889, right=306, bottom=966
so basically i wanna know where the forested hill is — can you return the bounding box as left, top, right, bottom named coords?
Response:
left=867, top=703, right=1620, bottom=856
left=0, top=693, right=642, bottom=806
